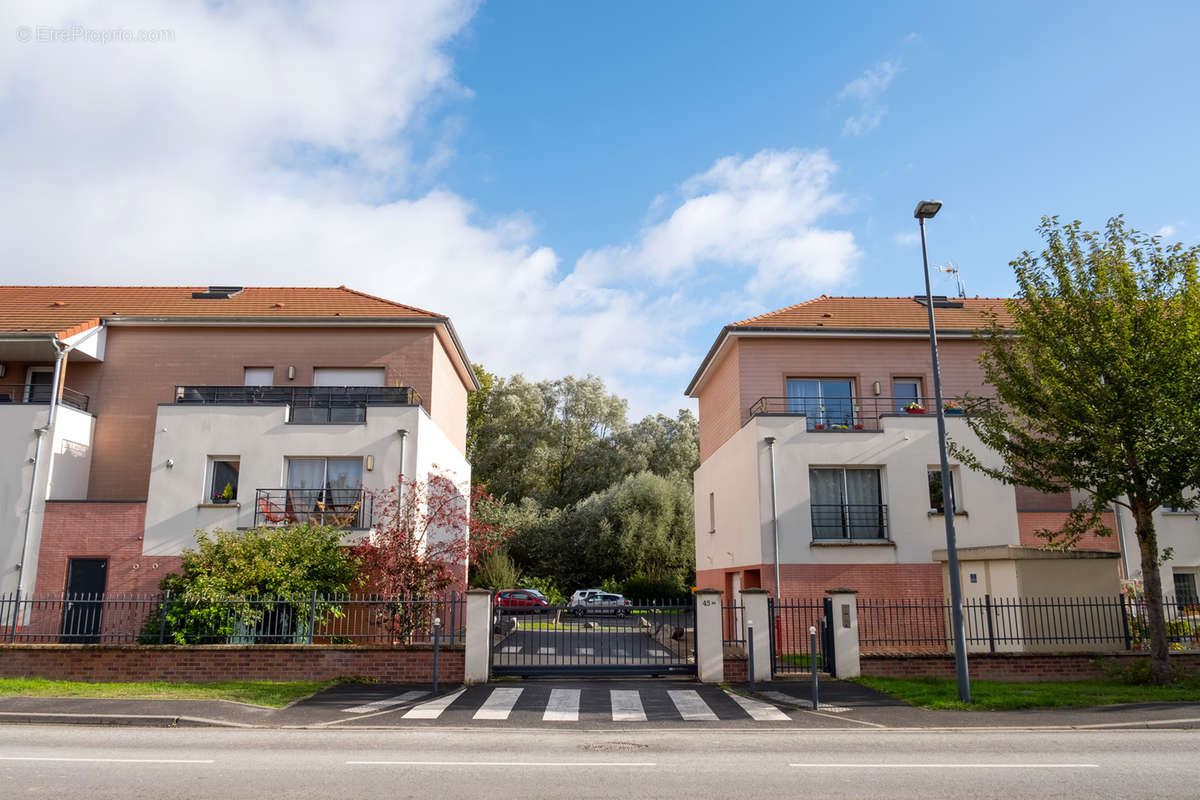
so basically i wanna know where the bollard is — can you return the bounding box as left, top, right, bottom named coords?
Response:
left=432, top=617, right=441, bottom=695
left=747, top=621, right=756, bottom=694
left=810, top=625, right=819, bottom=711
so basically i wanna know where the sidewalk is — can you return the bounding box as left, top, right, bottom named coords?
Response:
left=0, top=679, right=1197, bottom=730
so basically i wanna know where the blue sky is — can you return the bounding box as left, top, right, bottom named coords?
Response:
left=2, top=1, right=1198, bottom=418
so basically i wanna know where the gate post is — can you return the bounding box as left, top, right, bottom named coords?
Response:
left=463, top=589, right=493, bottom=685
left=740, top=589, right=772, bottom=683
left=694, top=589, right=724, bottom=683
left=825, top=588, right=860, bottom=678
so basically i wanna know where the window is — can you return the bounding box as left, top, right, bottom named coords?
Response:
left=708, top=492, right=716, bottom=534
left=786, top=378, right=854, bottom=430
left=809, top=467, right=887, bottom=540
left=243, top=367, right=273, bottom=386
left=928, top=468, right=962, bottom=513
left=892, top=378, right=922, bottom=413
left=1174, top=572, right=1198, bottom=606
left=286, top=457, right=364, bottom=512
left=312, top=368, right=386, bottom=387
left=207, top=457, right=240, bottom=503
left=25, top=366, right=54, bottom=403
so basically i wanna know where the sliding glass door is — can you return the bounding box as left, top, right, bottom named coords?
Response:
left=786, top=379, right=854, bottom=430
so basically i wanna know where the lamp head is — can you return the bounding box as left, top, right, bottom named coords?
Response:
left=914, top=200, right=942, bottom=219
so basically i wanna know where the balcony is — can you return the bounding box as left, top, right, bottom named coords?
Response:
left=253, top=488, right=373, bottom=529
left=174, top=385, right=420, bottom=424
left=748, top=395, right=989, bottom=431
left=811, top=503, right=890, bottom=541
left=0, top=384, right=90, bottom=412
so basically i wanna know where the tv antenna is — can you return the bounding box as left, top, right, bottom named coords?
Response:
left=935, top=260, right=966, bottom=298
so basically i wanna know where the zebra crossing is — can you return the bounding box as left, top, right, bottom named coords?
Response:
left=360, top=686, right=804, bottom=725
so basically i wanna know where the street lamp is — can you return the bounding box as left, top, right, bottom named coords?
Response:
left=914, top=199, right=972, bottom=703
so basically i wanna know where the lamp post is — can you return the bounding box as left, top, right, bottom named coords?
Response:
left=914, top=199, right=972, bottom=703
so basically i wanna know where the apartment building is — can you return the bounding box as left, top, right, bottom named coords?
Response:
left=1, top=286, right=477, bottom=605
left=684, top=295, right=1197, bottom=603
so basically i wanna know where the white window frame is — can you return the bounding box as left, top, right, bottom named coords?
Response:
left=708, top=491, right=716, bottom=534
left=25, top=366, right=54, bottom=402
left=928, top=466, right=963, bottom=514
left=206, top=456, right=240, bottom=503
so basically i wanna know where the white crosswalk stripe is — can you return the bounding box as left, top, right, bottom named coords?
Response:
left=402, top=688, right=465, bottom=719
left=474, top=687, right=523, bottom=720
left=649, top=649, right=670, bottom=657
left=536, top=647, right=555, bottom=654
left=610, top=690, right=647, bottom=722
left=341, top=690, right=428, bottom=714
left=500, top=646, right=520, bottom=653
left=723, top=690, right=790, bottom=721
left=576, top=647, right=594, bottom=656
left=543, top=689, right=580, bottom=722
left=760, top=690, right=851, bottom=713
left=668, top=689, right=718, bottom=721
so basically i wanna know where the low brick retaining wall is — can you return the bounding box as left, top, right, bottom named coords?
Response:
left=861, top=651, right=1200, bottom=681
left=0, top=644, right=464, bottom=684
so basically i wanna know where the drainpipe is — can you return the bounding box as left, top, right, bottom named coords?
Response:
left=396, top=428, right=408, bottom=507
left=1113, top=500, right=1131, bottom=580
left=764, top=436, right=781, bottom=603
left=16, top=325, right=104, bottom=598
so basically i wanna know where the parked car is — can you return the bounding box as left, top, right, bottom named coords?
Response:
left=568, top=589, right=604, bottom=609
left=572, top=592, right=633, bottom=616
left=495, top=589, right=550, bottom=614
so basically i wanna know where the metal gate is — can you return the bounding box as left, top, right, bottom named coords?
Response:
left=769, top=597, right=834, bottom=677
left=491, top=599, right=696, bottom=677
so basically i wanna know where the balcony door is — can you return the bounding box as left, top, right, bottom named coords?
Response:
left=786, top=379, right=853, bottom=430
left=25, top=366, right=54, bottom=403
left=809, top=467, right=884, bottom=540
left=286, top=457, right=363, bottom=512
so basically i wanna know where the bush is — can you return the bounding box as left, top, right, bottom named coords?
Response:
left=519, top=576, right=567, bottom=606
left=620, top=573, right=690, bottom=602
left=472, top=550, right=521, bottom=590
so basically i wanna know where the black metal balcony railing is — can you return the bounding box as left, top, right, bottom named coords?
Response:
left=0, top=384, right=90, bottom=412
left=748, top=395, right=990, bottom=431
left=811, top=503, right=890, bottom=541
left=253, top=488, right=372, bottom=529
left=174, top=385, right=420, bottom=424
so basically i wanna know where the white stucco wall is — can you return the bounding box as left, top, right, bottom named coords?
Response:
left=144, top=403, right=425, bottom=556
left=45, top=406, right=95, bottom=500
left=413, top=406, right=471, bottom=564
left=694, top=412, right=1021, bottom=572
left=1119, top=507, right=1200, bottom=595
left=0, top=404, right=48, bottom=596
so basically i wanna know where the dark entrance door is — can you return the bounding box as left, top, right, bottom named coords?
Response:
left=61, top=558, right=107, bottom=643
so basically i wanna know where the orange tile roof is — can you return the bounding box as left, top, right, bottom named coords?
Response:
left=0, top=286, right=443, bottom=337
left=730, top=295, right=1013, bottom=330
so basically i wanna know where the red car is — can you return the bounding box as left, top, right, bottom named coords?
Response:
left=495, top=589, right=550, bottom=614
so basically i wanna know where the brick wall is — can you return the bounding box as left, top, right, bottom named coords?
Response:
left=1017, top=510, right=1120, bottom=552
left=0, top=644, right=464, bottom=684
left=861, top=651, right=1200, bottom=681
left=723, top=655, right=748, bottom=683
left=696, top=563, right=944, bottom=601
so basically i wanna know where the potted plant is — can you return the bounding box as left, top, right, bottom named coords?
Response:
left=212, top=482, right=235, bottom=504
left=904, top=401, right=926, bottom=414
left=944, top=400, right=964, bottom=415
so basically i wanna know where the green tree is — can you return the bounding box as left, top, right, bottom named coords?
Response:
left=465, top=363, right=497, bottom=462
left=953, top=217, right=1200, bottom=683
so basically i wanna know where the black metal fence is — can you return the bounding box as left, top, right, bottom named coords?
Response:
left=810, top=504, right=889, bottom=541
left=722, top=602, right=745, bottom=647
left=0, top=384, right=90, bottom=411
left=253, top=488, right=373, bottom=529
left=857, top=595, right=1200, bottom=653
left=769, top=597, right=828, bottom=674
left=0, top=591, right=464, bottom=646
left=747, top=395, right=992, bottom=430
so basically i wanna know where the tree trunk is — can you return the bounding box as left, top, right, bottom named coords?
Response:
left=1133, top=504, right=1172, bottom=684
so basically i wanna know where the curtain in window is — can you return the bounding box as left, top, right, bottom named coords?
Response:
left=809, top=468, right=844, bottom=539
left=326, top=459, right=363, bottom=507
left=844, top=469, right=882, bottom=539
left=287, top=459, right=325, bottom=513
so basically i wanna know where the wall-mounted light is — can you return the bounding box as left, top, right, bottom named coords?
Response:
left=366, top=455, right=375, bottom=471
left=0, top=363, right=6, bottom=378
left=165, top=458, right=175, bottom=468
left=873, top=380, right=881, bottom=396
left=287, top=365, right=296, bottom=380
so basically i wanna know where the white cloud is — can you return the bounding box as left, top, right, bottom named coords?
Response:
left=575, top=149, right=859, bottom=298
left=893, top=231, right=921, bottom=247
left=0, top=1, right=858, bottom=418
left=839, top=59, right=899, bottom=136
left=1157, top=224, right=1177, bottom=238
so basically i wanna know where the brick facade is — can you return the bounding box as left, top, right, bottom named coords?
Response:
left=696, top=562, right=943, bottom=600
left=861, top=651, right=1200, bottom=681
left=1017, top=510, right=1120, bottom=552
left=35, top=501, right=173, bottom=596
left=0, top=644, right=464, bottom=684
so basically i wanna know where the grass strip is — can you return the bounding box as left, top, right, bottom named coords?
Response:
left=0, top=677, right=340, bottom=708
left=853, top=674, right=1200, bottom=710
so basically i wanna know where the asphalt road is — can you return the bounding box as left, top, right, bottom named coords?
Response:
left=2, top=724, right=1197, bottom=799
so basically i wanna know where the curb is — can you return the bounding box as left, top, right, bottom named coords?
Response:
left=0, top=711, right=249, bottom=728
